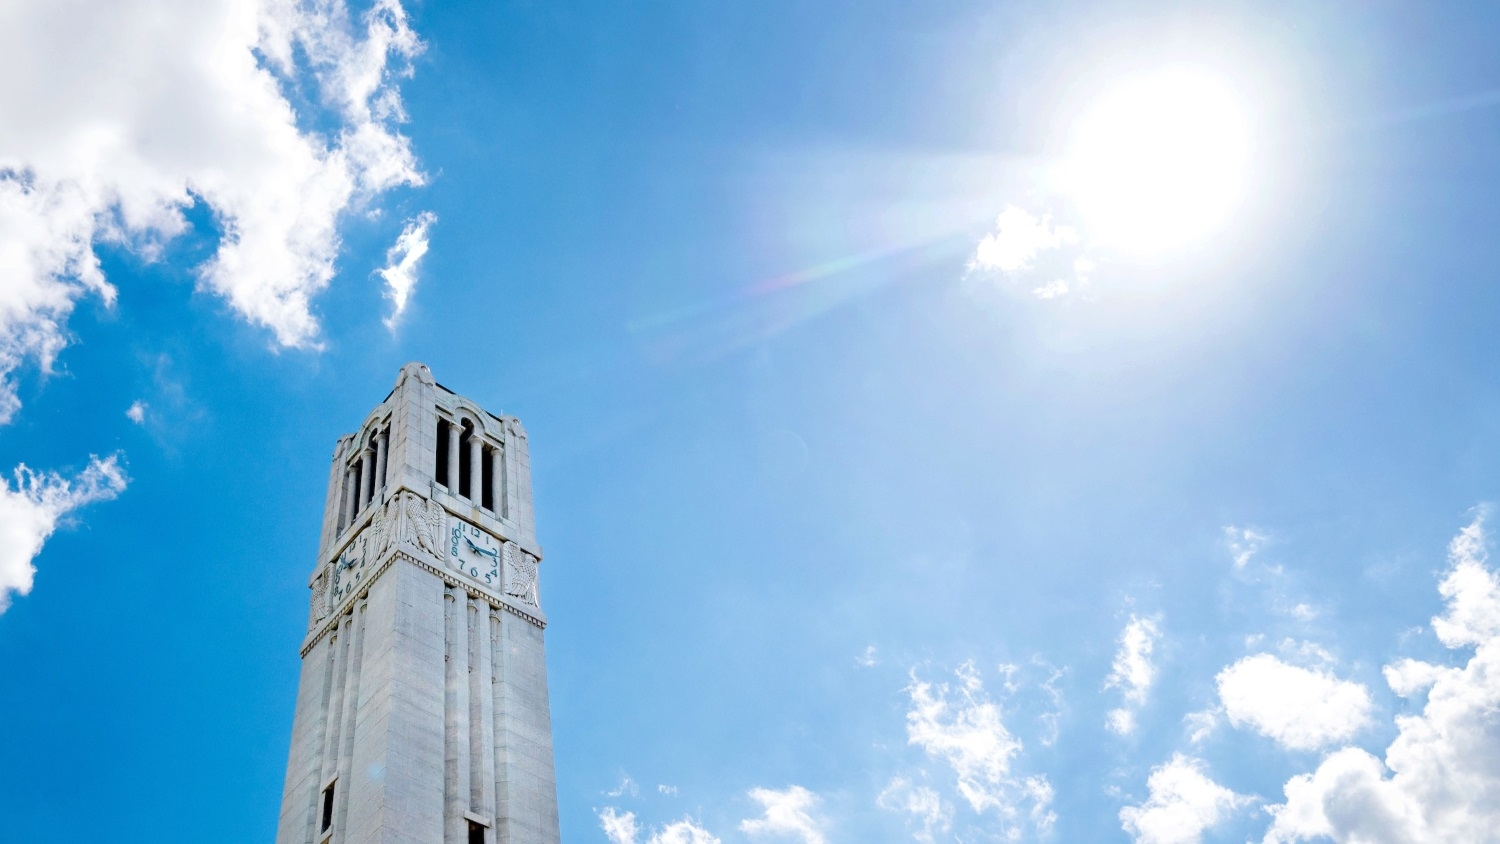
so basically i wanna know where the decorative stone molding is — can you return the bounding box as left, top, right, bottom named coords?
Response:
left=395, top=360, right=435, bottom=388
left=303, top=548, right=545, bottom=656
left=405, top=552, right=547, bottom=628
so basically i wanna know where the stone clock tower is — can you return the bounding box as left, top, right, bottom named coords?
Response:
left=275, top=363, right=560, bottom=844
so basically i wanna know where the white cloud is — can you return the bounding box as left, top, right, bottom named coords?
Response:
left=972, top=206, right=1078, bottom=274
left=658, top=784, right=678, bottom=796
left=1430, top=514, right=1500, bottom=648
left=877, top=777, right=953, bottom=844
left=599, top=808, right=720, bottom=844
left=0, top=454, right=127, bottom=612
left=1263, top=748, right=1424, bottom=844
left=600, top=807, right=641, bottom=844
left=740, top=786, right=827, bottom=844
left=969, top=205, right=1093, bottom=297
left=1216, top=653, right=1372, bottom=751
left=1225, top=525, right=1268, bottom=569
left=125, top=400, right=147, bottom=424
left=0, top=0, right=426, bottom=420
left=1264, top=514, right=1500, bottom=842
left=1119, top=754, right=1253, bottom=844
left=1105, top=614, right=1162, bottom=735
left=377, top=209, right=435, bottom=328
left=856, top=644, right=879, bottom=667
left=904, top=661, right=1053, bottom=835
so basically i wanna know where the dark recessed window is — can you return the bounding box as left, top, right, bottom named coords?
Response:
left=321, top=782, right=336, bottom=832
left=481, top=447, right=494, bottom=511
left=468, top=820, right=485, bottom=844
left=436, top=419, right=450, bottom=486
left=458, top=424, right=473, bottom=498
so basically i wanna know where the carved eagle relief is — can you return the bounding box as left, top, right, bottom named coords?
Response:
left=503, top=541, right=540, bottom=607
left=366, top=500, right=390, bottom=559
left=403, top=492, right=446, bottom=559
left=309, top=572, right=328, bottom=629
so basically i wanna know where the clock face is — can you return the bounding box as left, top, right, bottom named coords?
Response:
left=329, top=536, right=368, bottom=604
left=448, top=517, right=501, bottom=587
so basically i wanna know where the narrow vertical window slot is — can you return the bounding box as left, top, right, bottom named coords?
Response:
left=436, top=419, right=450, bottom=486
left=365, top=440, right=377, bottom=502
left=321, top=782, right=336, bottom=833
left=480, top=447, right=494, bottom=511
left=468, top=820, right=485, bottom=844
left=337, top=468, right=350, bottom=533
left=458, top=424, right=473, bottom=498
left=351, top=464, right=363, bottom=514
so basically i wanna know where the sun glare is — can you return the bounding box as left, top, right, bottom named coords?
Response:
left=1063, top=67, right=1252, bottom=257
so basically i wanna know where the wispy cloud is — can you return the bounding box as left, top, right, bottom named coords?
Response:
left=125, top=400, right=147, bottom=424
left=598, top=808, right=720, bottom=844
left=1224, top=525, right=1268, bottom=569
left=0, top=0, right=427, bottom=420
left=1287, top=602, right=1318, bottom=621
left=1183, top=709, right=1220, bottom=745
left=1036, top=662, right=1067, bottom=746
left=1264, top=513, right=1500, bottom=842
left=740, top=786, right=827, bottom=844
left=378, top=210, right=437, bottom=328
left=904, top=661, right=1054, bottom=836
left=1120, top=754, right=1253, bottom=844
left=0, top=454, right=127, bottom=612
left=606, top=775, right=639, bottom=798
left=877, top=777, right=953, bottom=844
left=1105, top=614, right=1162, bottom=735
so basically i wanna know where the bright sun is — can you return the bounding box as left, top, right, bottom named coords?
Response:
left=1063, top=67, right=1252, bottom=257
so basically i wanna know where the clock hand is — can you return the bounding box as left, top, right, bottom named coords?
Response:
left=464, top=536, right=499, bottom=559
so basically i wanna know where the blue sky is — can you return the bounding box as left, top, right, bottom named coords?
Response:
left=5, top=1, right=1500, bottom=842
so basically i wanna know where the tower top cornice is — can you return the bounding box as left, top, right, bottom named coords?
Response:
left=307, top=365, right=542, bottom=633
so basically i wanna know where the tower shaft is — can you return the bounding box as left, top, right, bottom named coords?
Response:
left=276, top=363, right=559, bottom=844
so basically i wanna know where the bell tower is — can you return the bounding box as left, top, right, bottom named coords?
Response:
left=275, top=362, right=560, bottom=844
